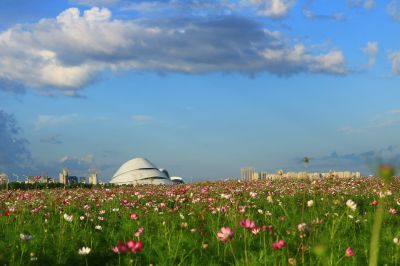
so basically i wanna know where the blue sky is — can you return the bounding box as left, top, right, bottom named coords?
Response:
left=1, top=0, right=400, bottom=181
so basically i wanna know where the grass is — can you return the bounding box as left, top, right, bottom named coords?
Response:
left=0, top=177, right=400, bottom=265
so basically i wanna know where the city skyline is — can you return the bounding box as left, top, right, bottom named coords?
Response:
left=1, top=0, right=400, bottom=181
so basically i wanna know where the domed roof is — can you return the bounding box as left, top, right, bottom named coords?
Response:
left=110, top=158, right=173, bottom=185
left=113, top=158, right=157, bottom=178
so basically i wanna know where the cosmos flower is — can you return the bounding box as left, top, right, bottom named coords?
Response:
left=134, top=226, right=144, bottom=238
left=63, top=213, right=73, bottom=222
left=20, top=233, right=33, bottom=241
left=130, top=213, right=139, bottom=220
left=127, top=240, right=143, bottom=253
left=307, top=200, right=314, bottom=207
left=346, top=200, right=357, bottom=212
left=240, top=219, right=256, bottom=230
left=272, top=240, right=286, bottom=250
left=345, top=246, right=355, bottom=257
left=78, top=246, right=91, bottom=255
left=217, top=227, right=234, bottom=243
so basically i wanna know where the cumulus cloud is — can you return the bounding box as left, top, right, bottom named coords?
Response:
left=34, top=114, right=78, bottom=129
left=0, top=110, right=32, bottom=174
left=0, top=7, right=348, bottom=95
left=243, top=0, right=295, bottom=18
left=362, top=41, right=379, bottom=67
left=389, top=51, right=400, bottom=75
left=387, top=0, right=400, bottom=20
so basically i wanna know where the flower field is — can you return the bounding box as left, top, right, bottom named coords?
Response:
left=1, top=177, right=400, bottom=265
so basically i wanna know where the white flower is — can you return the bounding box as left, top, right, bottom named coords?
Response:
left=20, top=233, right=33, bottom=241
left=95, top=225, right=102, bottom=230
left=346, top=199, right=357, bottom=212
left=379, top=190, right=392, bottom=198
left=297, top=223, right=308, bottom=232
left=257, top=209, right=263, bottom=214
left=393, top=237, right=400, bottom=245
left=63, top=213, right=73, bottom=222
left=78, top=246, right=91, bottom=255
left=307, top=200, right=314, bottom=207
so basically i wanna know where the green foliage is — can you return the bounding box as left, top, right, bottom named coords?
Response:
left=0, top=178, right=399, bottom=265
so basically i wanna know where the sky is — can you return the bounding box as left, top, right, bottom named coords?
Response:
left=1, top=0, right=400, bottom=181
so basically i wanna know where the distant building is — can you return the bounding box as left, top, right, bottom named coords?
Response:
left=67, top=176, right=78, bottom=185
left=88, top=172, right=97, bottom=185
left=241, top=167, right=257, bottom=180
left=241, top=167, right=362, bottom=181
left=170, top=176, right=184, bottom=184
left=110, top=158, right=173, bottom=185
left=59, top=168, right=69, bottom=184
left=0, top=173, right=8, bottom=185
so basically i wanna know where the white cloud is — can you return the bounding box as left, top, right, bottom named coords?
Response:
left=0, top=7, right=348, bottom=95
left=262, top=44, right=347, bottom=75
left=243, top=0, right=296, bottom=18
left=388, top=51, right=400, bottom=74
left=339, top=109, right=400, bottom=134
left=69, top=0, right=117, bottom=6
left=387, top=0, right=400, bottom=21
left=34, top=114, right=78, bottom=129
left=348, top=0, right=374, bottom=9
left=362, top=41, right=379, bottom=67
left=132, top=115, right=154, bottom=124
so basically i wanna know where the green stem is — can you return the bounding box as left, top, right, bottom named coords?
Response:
left=369, top=199, right=384, bottom=266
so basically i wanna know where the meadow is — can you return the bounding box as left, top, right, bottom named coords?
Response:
left=0, top=177, right=400, bottom=265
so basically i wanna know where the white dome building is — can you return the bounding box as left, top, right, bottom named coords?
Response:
left=110, top=158, right=173, bottom=185
left=170, top=176, right=184, bottom=184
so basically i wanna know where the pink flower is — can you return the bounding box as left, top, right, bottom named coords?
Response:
left=371, top=200, right=377, bottom=206
left=112, top=242, right=129, bottom=253
left=134, top=226, right=144, bottom=238
left=130, top=213, right=139, bottom=220
left=345, top=246, right=355, bottom=257
left=389, top=208, right=397, bottom=215
left=217, top=227, right=234, bottom=243
left=127, top=240, right=144, bottom=253
left=240, top=219, right=256, bottom=230
left=272, top=240, right=286, bottom=250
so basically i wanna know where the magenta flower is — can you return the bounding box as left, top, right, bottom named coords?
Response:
left=217, top=227, right=234, bottom=243
left=112, top=241, right=129, bottom=253
left=127, top=240, right=144, bottom=253
left=272, top=240, right=286, bottom=250
left=240, top=219, right=256, bottom=230
left=345, top=246, right=355, bottom=257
